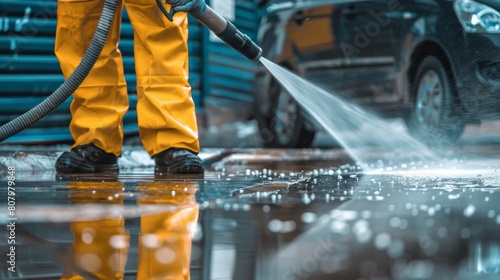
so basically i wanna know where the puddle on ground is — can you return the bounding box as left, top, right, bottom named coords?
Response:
left=1, top=158, right=500, bottom=280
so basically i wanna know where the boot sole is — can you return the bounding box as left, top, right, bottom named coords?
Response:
left=155, top=161, right=204, bottom=175
left=55, top=151, right=119, bottom=174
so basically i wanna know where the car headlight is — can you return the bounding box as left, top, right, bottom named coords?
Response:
left=454, top=0, right=500, bottom=33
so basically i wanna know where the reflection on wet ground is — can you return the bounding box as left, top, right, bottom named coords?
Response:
left=1, top=147, right=500, bottom=280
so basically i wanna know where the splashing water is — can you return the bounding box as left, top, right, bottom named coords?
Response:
left=259, top=57, right=438, bottom=165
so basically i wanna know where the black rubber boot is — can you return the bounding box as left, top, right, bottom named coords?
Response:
left=55, top=144, right=119, bottom=174
left=154, top=148, right=204, bottom=175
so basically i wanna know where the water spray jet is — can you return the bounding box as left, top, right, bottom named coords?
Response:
left=259, top=57, right=439, bottom=166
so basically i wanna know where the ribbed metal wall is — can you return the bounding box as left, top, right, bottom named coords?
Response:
left=203, top=0, right=260, bottom=110
left=0, top=0, right=204, bottom=143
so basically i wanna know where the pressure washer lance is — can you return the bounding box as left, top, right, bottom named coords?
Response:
left=157, top=0, right=262, bottom=61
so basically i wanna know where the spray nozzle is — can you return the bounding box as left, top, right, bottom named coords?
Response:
left=158, top=0, right=262, bottom=61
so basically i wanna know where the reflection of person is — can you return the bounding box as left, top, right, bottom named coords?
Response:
left=62, top=180, right=199, bottom=279
left=136, top=181, right=199, bottom=279
left=54, top=0, right=203, bottom=175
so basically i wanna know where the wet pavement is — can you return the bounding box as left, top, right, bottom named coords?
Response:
left=1, top=123, right=500, bottom=280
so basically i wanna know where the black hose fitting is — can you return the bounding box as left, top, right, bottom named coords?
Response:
left=216, top=20, right=262, bottom=61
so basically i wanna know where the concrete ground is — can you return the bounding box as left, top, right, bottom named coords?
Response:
left=0, top=120, right=499, bottom=280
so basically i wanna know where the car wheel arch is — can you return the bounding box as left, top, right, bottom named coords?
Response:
left=407, top=41, right=460, bottom=108
left=405, top=46, right=466, bottom=144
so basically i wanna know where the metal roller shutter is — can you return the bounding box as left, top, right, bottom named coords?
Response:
left=203, top=0, right=260, bottom=111
left=0, top=0, right=204, bottom=143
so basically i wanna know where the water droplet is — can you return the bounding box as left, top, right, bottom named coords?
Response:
left=437, top=227, right=447, bottom=238
left=142, top=233, right=161, bottom=248
left=428, top=207, right=436, bottom=217
left=232, top=204, right=240, bottom=211
left=361, top=210, right=371, bottom=219
left=330, top=220, right=350, bottom=235
left=389, top=217, right=401, bottom=228
left=301, top=212, right=317, bottom=224
left=268, top=219, right=281, bottom=233
left=411, top=208, right=419, bottom=216
left=374, top=233, right=391, bottom=250
left=464, top=204, right=476, bottom=217
left=109, top=235, right=128, bottom=249
left=282, top=221, right=296, bottom=233
left=79, top=253, right=101, bottom=272
left=388, top=238, right=405, bottom=258
left=487, top=210, right=495, bottom=219
left=81, top=228, right=96, bottom=244
left=242, top=204, right=250, bottom=212
left=155, top=247, right=176, bottom=264
left=331, top=210, right=358, bottom=221
left=353, top=219, right=371, bottom=243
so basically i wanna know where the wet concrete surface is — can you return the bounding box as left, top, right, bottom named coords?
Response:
left=1, top=123, right=500, bottom=280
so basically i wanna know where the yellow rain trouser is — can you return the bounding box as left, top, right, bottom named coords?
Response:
left=63, top=181, right=199, bottom=280
left=55, top=0, right=200, bottom=157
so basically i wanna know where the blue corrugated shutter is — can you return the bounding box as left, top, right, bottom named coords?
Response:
left=203, top=0, right=260, bottom=110
left=0, top=0, right=203, bottom=143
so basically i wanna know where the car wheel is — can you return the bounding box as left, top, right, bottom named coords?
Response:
left=257, top=79, right=315, bottom=148
left=407, top=56, right=465, bottom=144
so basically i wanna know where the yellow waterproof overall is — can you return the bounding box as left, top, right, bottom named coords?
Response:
left=55, top=0, right=200, bottom=157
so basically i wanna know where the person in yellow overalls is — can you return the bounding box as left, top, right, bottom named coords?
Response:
left=54, top=0, right=203, bottom=175
left=61, top=180, right=199, bottom=279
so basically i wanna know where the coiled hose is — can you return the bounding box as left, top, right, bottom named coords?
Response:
left=0, top=0, right=119, bottom=142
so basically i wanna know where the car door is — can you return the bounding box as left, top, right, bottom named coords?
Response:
left=337, top=0, right=407, bottom=103
left=288, top=0, right=347, bottom=90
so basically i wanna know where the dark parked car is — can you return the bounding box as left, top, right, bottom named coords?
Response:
left=254, top=0, right=500, bottom=147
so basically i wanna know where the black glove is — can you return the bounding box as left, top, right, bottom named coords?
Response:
left=161, top=0, right=207, bottom=20
left=165, top=0, right=204, bottom=12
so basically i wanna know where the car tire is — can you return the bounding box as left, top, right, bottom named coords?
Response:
left=257, top=78, right=315, bottom=148
left=407, top=56, right=465, bottom=145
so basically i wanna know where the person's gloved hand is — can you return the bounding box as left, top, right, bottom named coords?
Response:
left=160, top=0, right=207, bottom=20
left=165, top=0, right=205, bottom=13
